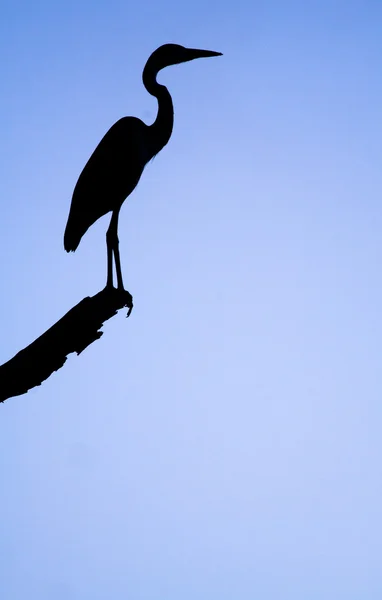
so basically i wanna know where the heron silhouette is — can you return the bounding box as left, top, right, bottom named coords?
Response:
left=64, top=43, right=222, bottom=291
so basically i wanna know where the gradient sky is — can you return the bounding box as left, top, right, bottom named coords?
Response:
left=1, top=1, right=382, bottom=598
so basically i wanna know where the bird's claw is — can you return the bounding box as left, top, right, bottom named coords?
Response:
left=118, top=287, right=133, bottom=317
left=103, top=284, right=133, bottom=317
left=126, top=297, right=133, bottom=318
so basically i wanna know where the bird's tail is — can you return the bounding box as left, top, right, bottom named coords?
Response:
left=64, top=217, right=82, bottom=252
left=64, top=193, right=105, bottom=252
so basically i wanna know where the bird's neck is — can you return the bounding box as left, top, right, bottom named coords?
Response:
left=143, top=65, right=174, bottom=155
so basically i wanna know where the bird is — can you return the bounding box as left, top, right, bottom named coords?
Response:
left=64, top=43, right=222, bottom=291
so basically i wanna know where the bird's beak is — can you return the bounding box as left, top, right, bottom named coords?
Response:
left=185, top=48, right=223, bottom=61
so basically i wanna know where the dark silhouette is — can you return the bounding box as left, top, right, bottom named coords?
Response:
left=1, top=44, right=221, bottom=402
left=0, top=288, right=133, bottom=402
left=64, top=44, right=222, bottom=290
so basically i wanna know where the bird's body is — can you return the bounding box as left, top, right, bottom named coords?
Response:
left=64, top=117, right=149, bottom=252
left=64, top=43, right=221, bottom=290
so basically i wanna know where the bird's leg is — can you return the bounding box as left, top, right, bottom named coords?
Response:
left=106, top=208, right=125, bottom=291
left=114, top=243, right=124, bottom=290
left=113, top=227, right=125, bottom=291
left=106, top=237, right=113, bottom=288
left=105, top=209, right=133, bottom=315
left=106, top=216, right=115, bottom=288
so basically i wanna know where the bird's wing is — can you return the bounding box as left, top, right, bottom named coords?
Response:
left=64, top=116, right=147, bottom=251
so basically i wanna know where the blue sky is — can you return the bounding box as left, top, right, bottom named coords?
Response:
left=1, top=1, right=382, bottom=598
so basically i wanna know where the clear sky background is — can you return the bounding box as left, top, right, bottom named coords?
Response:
left=1, top=1, right=382, bottom=598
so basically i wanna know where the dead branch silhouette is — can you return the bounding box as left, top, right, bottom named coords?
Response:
left=0, top=287, right=133, bottom=403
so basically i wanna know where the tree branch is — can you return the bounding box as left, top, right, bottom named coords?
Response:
left=0, top=287, right=133, bottom=403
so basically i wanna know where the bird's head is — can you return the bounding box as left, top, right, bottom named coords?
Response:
left=145, top=43, right=222, bottom=73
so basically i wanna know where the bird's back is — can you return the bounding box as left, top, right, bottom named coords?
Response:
left=64, top=116, right=149, bottom=252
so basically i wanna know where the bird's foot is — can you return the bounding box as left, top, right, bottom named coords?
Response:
left=103, top=283, right=133, bottom=317
left=120, top=288, right=133, bottom=317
